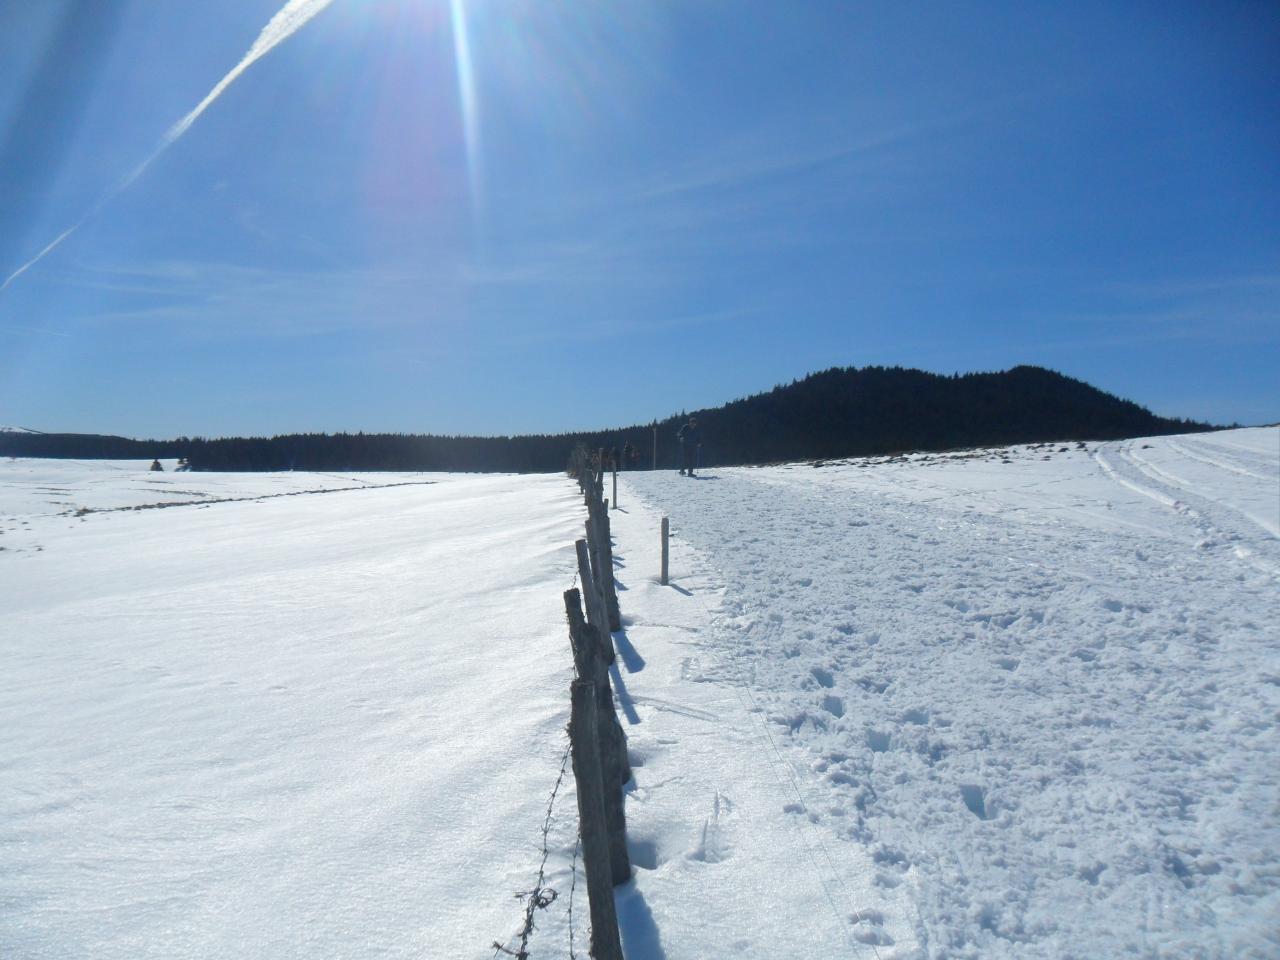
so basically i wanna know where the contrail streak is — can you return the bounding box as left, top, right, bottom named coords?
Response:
left=1, top=0, right=337, bottom=294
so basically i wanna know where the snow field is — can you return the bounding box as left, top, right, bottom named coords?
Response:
left=1, top=466, right=588, bottom=959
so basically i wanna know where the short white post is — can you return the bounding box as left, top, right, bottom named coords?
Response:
left=660, top=516, right=669, bottom=586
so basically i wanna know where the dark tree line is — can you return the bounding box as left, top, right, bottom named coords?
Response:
left=1, top=365, right=1213, bottom=472
left=643, top=365, right=1212, bottom=468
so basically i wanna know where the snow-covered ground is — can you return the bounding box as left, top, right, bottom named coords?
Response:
left=1, top=465, right=586, bottom=959
left=2, top=427, right=1277, bottom=959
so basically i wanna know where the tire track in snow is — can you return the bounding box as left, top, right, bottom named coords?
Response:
left=1184, top=434, right=1280, bottom=476
left=1095, top=444, right=1277, bottom=578
left=1167, top=438, right=1274, bottom=483
left=1126, top=444, right=1279, bottom=539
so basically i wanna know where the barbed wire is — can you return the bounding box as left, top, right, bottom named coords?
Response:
left=492, top=740, right=573, bottom=960
left=567, top=830, right=581, bottom=960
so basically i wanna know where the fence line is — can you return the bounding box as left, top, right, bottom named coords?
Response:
left=493, top=448, right=632, bottom=957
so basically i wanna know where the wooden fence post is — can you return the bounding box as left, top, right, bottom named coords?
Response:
left=584, top=519, right=614, bottom=648
left=569, top=680, right=624, bottom=960
left=575, top=539, right=610, bottom=648
left=612, top=465, right=617, bottom=510
left=564, top=589, right=631, bottom=880
left=661, top=516, right=669, bottom=586
left=587, top=497, right=621, bottom=632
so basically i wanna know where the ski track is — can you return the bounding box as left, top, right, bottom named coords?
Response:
left=622, top=429, right=1280, bottom=959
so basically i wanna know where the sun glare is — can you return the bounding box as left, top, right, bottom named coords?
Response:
left=448, top=0, right=482, bottom=215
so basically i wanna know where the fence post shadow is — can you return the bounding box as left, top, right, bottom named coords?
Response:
left=616, top=884, right=667, bottom=960
left=613, top=628, right=645, bottom=673
left=609, top=660, right=641, bottom=725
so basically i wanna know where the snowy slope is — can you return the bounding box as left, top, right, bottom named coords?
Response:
left=616, top=428, right=1279, bottom=958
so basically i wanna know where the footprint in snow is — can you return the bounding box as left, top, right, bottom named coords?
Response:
left=961, top=783, right=990, bottom=820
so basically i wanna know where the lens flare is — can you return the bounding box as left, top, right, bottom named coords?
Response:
left=449, top=0, right=482, bottom=217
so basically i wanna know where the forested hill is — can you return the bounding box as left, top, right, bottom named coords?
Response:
left=678, top=365, right=1210, bottom=466
left=1, top=366, right=1211, bottom=471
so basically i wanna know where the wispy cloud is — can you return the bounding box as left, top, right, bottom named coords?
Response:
left=0, top=323, right=73, bottom=338
left=1037, top=272, right=1280, bottom=349
left=1, top=0, right=337, bottom=295
left=63, top=257, right=441, bottom=339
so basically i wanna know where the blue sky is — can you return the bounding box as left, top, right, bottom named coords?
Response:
left=1, top=0, right=1276, bottom=437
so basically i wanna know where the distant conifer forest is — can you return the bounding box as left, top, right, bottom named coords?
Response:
left=2, top=365, right=1213, bottom=472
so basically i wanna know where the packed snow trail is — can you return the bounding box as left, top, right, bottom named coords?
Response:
left=600, top=498, right=921, bottom=957
left=619, top=428, right=1279, bottom=958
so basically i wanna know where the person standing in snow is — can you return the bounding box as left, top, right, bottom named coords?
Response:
left=677, top=417, right=701, bottom=476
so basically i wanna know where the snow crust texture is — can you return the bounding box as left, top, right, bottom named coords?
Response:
left=1, top=465, right=587, bottom=959
left=620, top=429, right=1279, bottom=959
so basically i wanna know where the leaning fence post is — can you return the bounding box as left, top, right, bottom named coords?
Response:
left=661, top=516, right=669, bottom=585
left=570, top=680, right=625, bottom=960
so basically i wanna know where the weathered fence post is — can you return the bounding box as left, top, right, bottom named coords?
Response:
left=575, top=539, right=611, bottom=650
left=584, top=519, right=615, bottom=650
left=661, top=516, right=669, bottom=586
left=564, top=589, right=631, bottom=880
left=586, top=497, right=622, bottom=632
left=585, top=511, right=603, bottom=597
left=612, top=465, right=617, bottom=510
left=569, top=680, right=624, bottom=960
